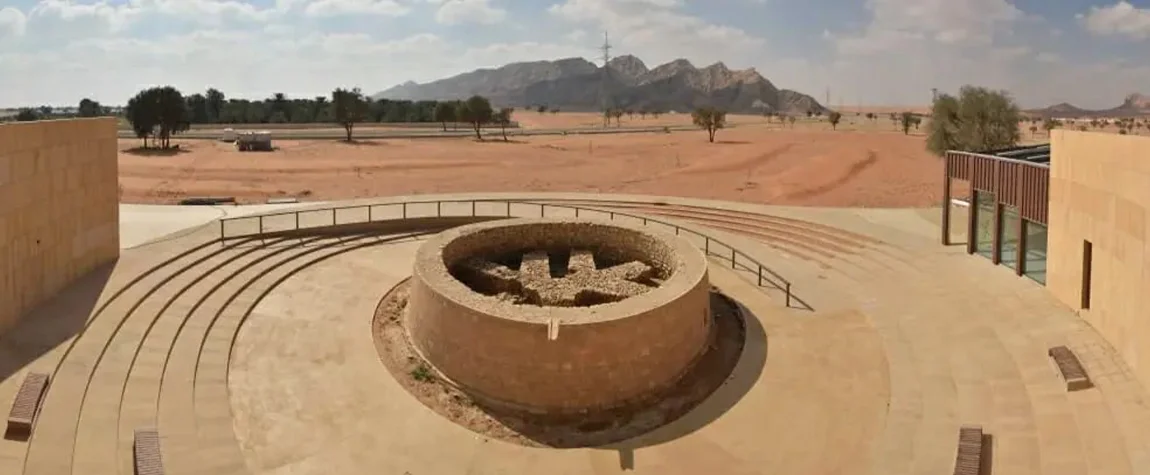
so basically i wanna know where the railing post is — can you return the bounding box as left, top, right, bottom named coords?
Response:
left=730, top=248, right=736, bottom=268
left=642, top=217, right=647, bottom=225
left=506, top=201, right=511, bottom=216
left=575, top=208, right=579, bottom=218
left=332, top=209, right=336, bottom=226
left=368, top=205, right=373, bottom=222
left=295, top=212, right=299, bottom=230
left=785, top=283, right=792, bottom=308
left=219, top=220, right=224, bottom=240
left=609, top=211, right=615, bottom=220
left=437, top=201, right=442, bottom=217
left=539, top=203, right=544, bottom=217
left=403, top=202, right=407, bottom=219
left=471, top=201, right=476, bottom=216
left=757, top=266, right=762, bottom=286
left=705, top=238, right=710, bottom=255
left=258, top=215, right=264, bottom=234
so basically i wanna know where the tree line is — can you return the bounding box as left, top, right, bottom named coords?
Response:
left=122, top=86, right=517, bottom=148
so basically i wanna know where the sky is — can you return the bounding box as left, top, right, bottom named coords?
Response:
left=0, top=0, right=1149, bottom=109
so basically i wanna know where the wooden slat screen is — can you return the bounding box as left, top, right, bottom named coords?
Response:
left=945, top=151, right=1049, bottom=224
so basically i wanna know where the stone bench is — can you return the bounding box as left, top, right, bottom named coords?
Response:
left=1048, top=345, right=1093, bottom=391
left=134, top=428, right=165, bottom=475
left=953, top=425, right=985, bottom=475
left=6, top=372, right=50, bottom=437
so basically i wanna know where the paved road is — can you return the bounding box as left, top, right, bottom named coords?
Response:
left=116, top=125, right=703, bottom=140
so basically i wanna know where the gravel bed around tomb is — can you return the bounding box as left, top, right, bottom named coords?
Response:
left=372, top=278, right=747, bottom=448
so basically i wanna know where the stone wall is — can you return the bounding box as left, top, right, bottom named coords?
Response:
left=0, top=118, right=120, bottom=334
left=406, top=218, right=711, bottom=414
left=1047, top=130, right=1150, bottom=386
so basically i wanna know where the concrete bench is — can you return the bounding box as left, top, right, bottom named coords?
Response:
left=6, top=372, right=50, bottom=437
left=953, top=425, right=984, bottom=475
left=1048, top=345, right=1093, bottom=391
left=134, top=428, right=165, bottom=475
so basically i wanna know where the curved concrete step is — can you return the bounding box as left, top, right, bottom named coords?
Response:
left=22, top=236, right=261, bottom=475
left=533, top=199, right=885, bottom=245
left=72, top=237, right=300, bottom=475
left=544, top=200, right=925, bottom=276
left=174, top=232, right=432, bottom=475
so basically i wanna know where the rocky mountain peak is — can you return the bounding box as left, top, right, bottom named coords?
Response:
left=1122, top=93, right=1150, bottom=109
left=607, top=54, right=649, bottom=80
left=371, top=54, right=825, bottom=115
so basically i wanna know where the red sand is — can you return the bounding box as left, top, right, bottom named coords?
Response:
left=117, top=126, right=944, bottom=208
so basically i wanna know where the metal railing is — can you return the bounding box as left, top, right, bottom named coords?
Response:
left=218, top=198, right=793, bottom=307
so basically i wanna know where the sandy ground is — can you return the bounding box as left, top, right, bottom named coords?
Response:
left=118, top=125, right=947, bottom=207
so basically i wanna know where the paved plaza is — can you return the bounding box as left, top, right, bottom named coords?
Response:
left=2, top=192, right=1149, bottom=475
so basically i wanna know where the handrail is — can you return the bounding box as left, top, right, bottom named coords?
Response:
left=217, top=198, right=794, bottom=307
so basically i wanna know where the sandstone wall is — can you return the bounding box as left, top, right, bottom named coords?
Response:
left=1047, top=130, right=1150, bottom=386
left=0, top=118, right=120, bottom=334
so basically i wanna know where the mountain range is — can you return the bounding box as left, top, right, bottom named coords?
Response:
left=372, top=55, right=826, bottom=115
left=1028, top=93, right=1150, bottom=118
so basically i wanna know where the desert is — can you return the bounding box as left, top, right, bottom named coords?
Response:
left=117, top=117, right=944, bottom=207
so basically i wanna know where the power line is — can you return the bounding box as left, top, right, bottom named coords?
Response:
left=600, top=31, right=612, bottom=122
left=600, top=31, right=612, bottom=66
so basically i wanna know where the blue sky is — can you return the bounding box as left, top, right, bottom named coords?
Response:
left=1, top=0, right=1148, bottom=108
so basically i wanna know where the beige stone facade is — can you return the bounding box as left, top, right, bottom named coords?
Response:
left=0, top=118, right=120, bottom=334
left=1047, top=130, right=1150, bottom=386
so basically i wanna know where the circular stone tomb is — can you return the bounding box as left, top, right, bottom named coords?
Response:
left=405, top=217, right=711, bottom=415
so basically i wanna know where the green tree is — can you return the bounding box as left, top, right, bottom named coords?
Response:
left=125, top=86, right=189, bottom=149
left=78, top=98, right=102, bottom=117
left=926, top=86, right=1021, bottom=156
left=332, top=87, right=368, bottom=142
left=152, top=86, right=189, bottom=149
left=186, top=93, right=209, bottom=123
left=205, top=88, right=226, bottom=123
left=1042, top=117, right=1058, bottom=135
left=691, top=107, right=727, bottom=142
left=458, top=95, right=494, bottom=140
left=900, top=112, right=915, bottom=135
left=15, top=108, right=39, bottom=121
left=536, top=104, right=548, bottom=114
left=828, top=111, right=843, bottom=130
left=611, top=108, right=624, bottom=127
left=787, top=115, right=796, bottom=127
left=434, top=101, right=457, bottom=132
left=495, top=107, right=514, bottom=141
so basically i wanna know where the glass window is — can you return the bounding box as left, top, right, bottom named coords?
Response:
left=1024, top=221, right=1048, bottom=284
left=1000, top=205, right=1020, bottom=269
left=974, top=191, right=996, bottom=259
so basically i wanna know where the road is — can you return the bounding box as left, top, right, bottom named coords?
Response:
left=116, top=125, right=704, bottom=140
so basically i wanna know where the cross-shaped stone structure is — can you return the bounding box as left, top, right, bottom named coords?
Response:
left=457, top=249, right=658, bottom=306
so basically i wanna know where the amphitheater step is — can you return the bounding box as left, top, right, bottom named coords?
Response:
left=22, top=237, right=262, bottom=475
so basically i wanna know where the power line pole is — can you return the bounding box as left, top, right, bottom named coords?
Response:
left=600, top=31, right=612, bottom=127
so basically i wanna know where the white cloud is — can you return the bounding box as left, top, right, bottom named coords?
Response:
left=303, top=0, right=411, bottom=17
left=830, top=0, right=1022, bottom=54
left=0, top=7, right=26, bottom=38
left=433, top=0, right=506, bottom=25
left=1080, top=1, right=1150, bottom=40
left=810, top=0, right=1150, bottom=108
left=549, top=0, right=766, bottom=68
left=1, top=0, right=1149, bottom=109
